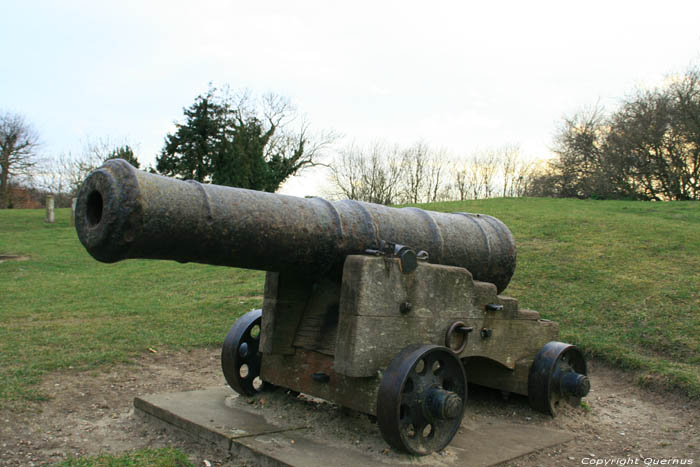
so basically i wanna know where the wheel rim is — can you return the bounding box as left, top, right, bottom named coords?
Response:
left=528, top=341, right=589, bottom=416
left=221, top=309, right=266, bottom=396
left=377, top=344, right=467, bottom=455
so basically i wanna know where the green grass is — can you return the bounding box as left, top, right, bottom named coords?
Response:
left=1, top=199, right=699, bottom=405
left=413, top=197, right=700, bottom=396
left=55, top=447, right=193, bottom=466
left=0, top=208, right=264, bottom=406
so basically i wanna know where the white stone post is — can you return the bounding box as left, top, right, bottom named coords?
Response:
left=70, top=197, right=78, bottom=226
left=46, top=195, right=55, bottom=224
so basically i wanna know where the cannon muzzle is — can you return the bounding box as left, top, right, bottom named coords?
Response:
left=76, top=159, right=516, bottom=292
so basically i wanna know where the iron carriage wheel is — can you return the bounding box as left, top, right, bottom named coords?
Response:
left=221, top=308, right=269, bottom=396
left=528, top=341, right=590, bottom=416
left=377, top=344, right=467, bottom=455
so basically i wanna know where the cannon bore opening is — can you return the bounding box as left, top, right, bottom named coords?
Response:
left=86, top=190, right=103, bottom=227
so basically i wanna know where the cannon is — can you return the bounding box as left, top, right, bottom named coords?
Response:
left=76, top=159, right=590, bottom=455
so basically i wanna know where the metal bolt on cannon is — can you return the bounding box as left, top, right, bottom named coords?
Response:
left=75, top=159, right=590, bottom=455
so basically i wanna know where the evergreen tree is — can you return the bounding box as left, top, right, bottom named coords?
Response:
left=156, top=89, right=223, bottom=182
left=105, top=144, right=140, bottom=168
left=212, top=113, right=272, bottom=189
left=156, top=86, right=328, bottom=191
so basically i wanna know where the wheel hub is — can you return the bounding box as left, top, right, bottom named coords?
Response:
left=425, top=388, right=463, bottom=420
left=377, top=344, right=467, bottom=455
left=560, top=371, right=590, bottom=398
left=528, top=341, right=589, bottom=416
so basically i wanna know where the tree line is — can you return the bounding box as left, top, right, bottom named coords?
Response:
left=0, top=85, right=331, bottom=208
left=2, top=64, right=698, bottom=208
left=0, top=112, right=142, bottom=208
left=530, top=66, right=700, bottom=200
left=327, top=141, right=536, bottom=205
left=155, top=86, right=332, bottom=192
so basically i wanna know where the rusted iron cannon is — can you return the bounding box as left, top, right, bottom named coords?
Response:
left=76, top=159, right=590, bottom=455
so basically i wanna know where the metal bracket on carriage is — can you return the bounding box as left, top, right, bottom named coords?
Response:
left=363, top=240, right=429, bottom=274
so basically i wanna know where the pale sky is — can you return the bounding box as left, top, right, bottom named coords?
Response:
left=2, top=0, right=699, bottom=196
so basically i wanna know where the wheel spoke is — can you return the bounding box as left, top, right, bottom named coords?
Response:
left=221, top=309, right=266, bottom=396
left=400, top=385, right=423, bottom=408
left=377, top=344, right=467, bottom=455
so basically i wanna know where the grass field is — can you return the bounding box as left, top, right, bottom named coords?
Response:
left=0, top=198, right=698, bottom=408
left=55, top=447, right=192, bottom=466
left=0, top=208, right=265, bottom=406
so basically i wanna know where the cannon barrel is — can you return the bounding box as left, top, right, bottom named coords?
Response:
left=75, top=159, right=516, bottom=292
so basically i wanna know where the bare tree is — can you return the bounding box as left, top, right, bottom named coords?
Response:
left=607, top=72, right=700, bottom=200
left=43, top=151, right=100, bottom=199
left=424, top=148, right=449, bottom=203
left=467, top=157, right=482, bottom=199
left=366, top=143, right=405, bottom=204
left=450, top=146, right=534, bottom=200
left=0, top=111, right=41, bottom=208
left=500, top=145, right=519, bottom=197
left=450, top=153, right=483, bottom=200
left=523, top=160, right=561, bottom=197
left=452, top=157, right=472, bottom=201
left=331, top=140, right=535, bottom=204
left=510, top=156, right=536, bottom=197
left=401, top=142, right=429, bottom=204
left=328, top=143, right=364, bottom=200
left=328, top=141, right=404, bottom=204
left=398, top=142, right=451, bottom=204
left=531, top=66, right=700, bottom=200
left=258, top=92, right=334, bottom=187
left=480, top=149, right=501, bottom=198
left=41, top=137, right=140, bottom=206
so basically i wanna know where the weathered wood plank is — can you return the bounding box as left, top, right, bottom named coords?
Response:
left=464, top=357, right=533, bottom=396
left=292, top=279, right=341, bottom=356
left=260, top=272, right=310, bottom=355
left=336, top=315, right=557, bottom=377
left=340, top=255, right=477, bottom=318
left=261, top=349, right=380, bottom=415
left=334, top=256, right=556, bottom=378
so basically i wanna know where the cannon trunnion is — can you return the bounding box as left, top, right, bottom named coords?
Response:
left=76, top=160, right=589, bottom=455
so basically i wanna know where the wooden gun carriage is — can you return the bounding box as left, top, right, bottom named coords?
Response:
left=76, top=159, right=590, bottom=455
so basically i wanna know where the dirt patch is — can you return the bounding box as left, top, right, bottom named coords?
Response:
left=0, top=350, right=697, bottom=466
left=0, top=254, right=30, bottom=263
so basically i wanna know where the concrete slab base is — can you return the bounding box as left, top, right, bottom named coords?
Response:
left=134, top=388, right=574, bottom=467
